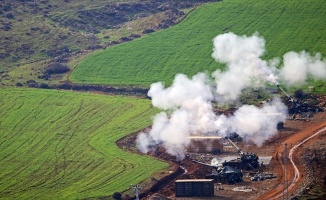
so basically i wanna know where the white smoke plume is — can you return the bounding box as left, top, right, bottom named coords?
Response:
left=137, top=73, right=218, bottom=160
left=136, top=32, right=326, bottom=159
left=227, top=98, right=287, bottom=146
left=211, top=32, right=278, bottom=103
left=202, top=98, right=287, bottom=146
left=280, top=51, right=326, bottom=86
left=148, top=73, right=213, bottom=110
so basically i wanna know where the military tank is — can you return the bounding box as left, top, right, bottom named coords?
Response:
left=223, top=138, right=260, bottom=170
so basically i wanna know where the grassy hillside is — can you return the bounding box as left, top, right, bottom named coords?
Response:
left=0, top=88, right=167, bottom=199
left=0, top=0, right=212, bottom=70
left=0, top=0, right=151, bottom=68
left=0, top=0, right=103, bottom=68
left=71, top=0, right=326, bottom=87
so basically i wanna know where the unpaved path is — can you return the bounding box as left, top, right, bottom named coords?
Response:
left=258, top=121, right=326, bottom=200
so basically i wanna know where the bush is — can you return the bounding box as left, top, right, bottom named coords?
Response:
left=5, top=13, right=14, bottom=19
left=3, top=25, right=11, bottom=31
left=45, top=63, right=70, bottom=75
left=294, top=89, right=306, bottom=99
left=3, top=4, right=12, bottom=12
left=15, top=82, right=23, bottom=87
left=39, top=83, right=51, bottom=89
left=112, top=192, right=122, bottom=200
left=26, top=80, right=38, bottom=88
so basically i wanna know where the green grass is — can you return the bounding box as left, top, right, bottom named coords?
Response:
left=70, top=0, right=326, bottom=87
left=0, top=87, right=167, bottom=199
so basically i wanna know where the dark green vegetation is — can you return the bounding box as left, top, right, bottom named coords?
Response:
left=0, top=88, right=168, bottom=199
left=71, top=0, right=326, bottom=87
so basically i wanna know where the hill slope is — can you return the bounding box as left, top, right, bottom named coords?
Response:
left=70, top=0, right=326, bottom=86
left=0, top=88, right=167, bottom=199
left=0, top=0, right=215, bottom=70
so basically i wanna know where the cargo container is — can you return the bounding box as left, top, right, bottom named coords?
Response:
left=175, top=179, right=214, bottom=197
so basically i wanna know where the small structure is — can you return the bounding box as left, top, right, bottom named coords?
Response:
left=175, top=179, right=214, bottom=197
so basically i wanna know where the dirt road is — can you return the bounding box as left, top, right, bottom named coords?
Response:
left=258, top=121, right=326, bottom=200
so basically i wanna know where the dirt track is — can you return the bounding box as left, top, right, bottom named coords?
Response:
left=258, top=121, right=326, bottom=199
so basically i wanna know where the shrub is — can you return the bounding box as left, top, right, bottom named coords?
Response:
left=294, top=89, right=306, bottom=99
left=39, top=83, right=51, bottom=89
left=112, top=192, right=122, bottom=200
left=5, top=13, right=14, bottom=19
left=15, top=82, right=23, bottom=87
left=26, top=80, right=38, bottom=88
left=3, top=25, right=11, bottom=31
left=3, top=4, right=12, bottom=12
left=45, top=63, right=70, bottom=75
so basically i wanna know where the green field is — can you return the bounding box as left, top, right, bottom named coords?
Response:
left=0, top=88, right=167, bottom=199
left=1, top=0, right=326, bottom=199
left=70, top=0, right=326, bottom=86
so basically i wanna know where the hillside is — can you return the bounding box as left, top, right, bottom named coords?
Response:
left=0, top=0, right=215, bottom=71
left=0, top=87, right=168, bottom=199
left=71, top=0, right=326, bottom=87
left=0, top=1, right=325, bottom=199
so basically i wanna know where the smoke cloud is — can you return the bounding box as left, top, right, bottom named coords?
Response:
left=280, top=51, right=326, bottom=86
left=211, top=32, right=278, bottom=103
left=228, top=98, right=287, bottom=146
left=136, top=32, right=326, bottom=159
left=137, top=73, right=218, bottom=160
